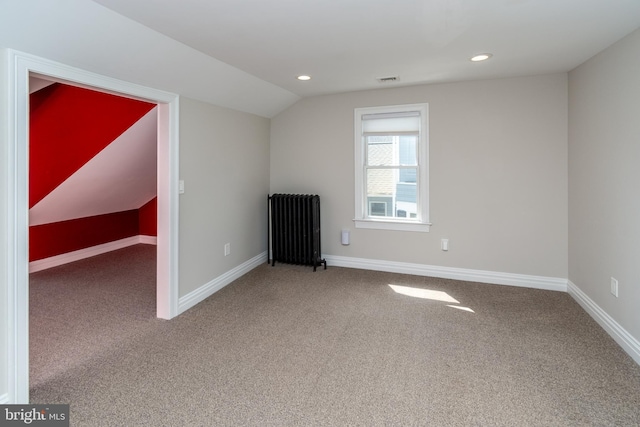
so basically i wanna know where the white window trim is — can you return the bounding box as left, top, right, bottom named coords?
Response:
left=354, top=103, right=430, bottom=232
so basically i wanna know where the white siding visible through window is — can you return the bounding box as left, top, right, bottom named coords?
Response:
left=354, top=104, right=430, bottom=232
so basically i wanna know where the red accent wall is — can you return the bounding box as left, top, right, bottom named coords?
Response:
left=139, top=197, right=157, bottom=236
left=29, top=83, right=155, bottom=208
left=30, top=211, right=139, bottom=261
left=29, top=83, right=158, bottom=262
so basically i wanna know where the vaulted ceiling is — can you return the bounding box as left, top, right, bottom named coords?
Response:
left=93, top=0, right=640, bottom=97
left=3, top=1, right=639, bottom=118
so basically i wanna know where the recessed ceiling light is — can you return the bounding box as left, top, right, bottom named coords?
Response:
left=297, top=75, right=311, bottom=81
left=470, top=53, right=492, bottom=62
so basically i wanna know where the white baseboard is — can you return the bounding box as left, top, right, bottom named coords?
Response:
left=324, top=255, right=567, bottom=292
left=178, top=251, right=268, bottom=315
left=568, top=280, right=640, bottom=365
left=139, top=235, right=157, bottom=245
left=29, top=235, right=157, bottom=273
left=0, top=393, right=8, bottom=404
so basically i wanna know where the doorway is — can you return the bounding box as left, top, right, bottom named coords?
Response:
left=4, top=50, right=179, bottom=403
left=28, top=78, right=159, bottom=389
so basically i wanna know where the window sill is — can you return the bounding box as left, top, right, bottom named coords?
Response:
left=353, top=219, right=431, bottom=232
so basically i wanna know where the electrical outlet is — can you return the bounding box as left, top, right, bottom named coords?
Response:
left=610, top=277, right=618, bottom=297
left=224, top=243, right=231, bottom=256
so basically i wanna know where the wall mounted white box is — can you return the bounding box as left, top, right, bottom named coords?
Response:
left=341, top=229, right=350, bottom=245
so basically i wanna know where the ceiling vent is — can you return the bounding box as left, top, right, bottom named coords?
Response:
left=376, top=75, right=399, bottom=83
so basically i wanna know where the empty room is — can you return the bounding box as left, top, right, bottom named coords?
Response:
left=1, top=0, right=640, bottom=425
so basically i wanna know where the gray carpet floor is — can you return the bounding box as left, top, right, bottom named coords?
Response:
left=30, top=245, right=640, bottom=426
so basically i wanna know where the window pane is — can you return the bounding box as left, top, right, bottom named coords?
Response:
left=367, top=136, right=394, bottom=166
left=366, top=168, right=418, bottom=219
left=399, top=135, right=417, bottom=165
left=366, top=135, right=417, bottom=167
left=366, top=168, right=395, bottom=197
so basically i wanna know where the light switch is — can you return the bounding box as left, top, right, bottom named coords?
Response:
left=179, top=180, right=185, bottom=194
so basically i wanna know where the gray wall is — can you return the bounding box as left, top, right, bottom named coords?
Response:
left=568, top=28, right=640, bottom=341
left=271, top=74, right=568, bottom=278
left=179, top=98, right=270, bottom=296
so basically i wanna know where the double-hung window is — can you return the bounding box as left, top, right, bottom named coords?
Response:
left=354, top=103, right=430, bottom=232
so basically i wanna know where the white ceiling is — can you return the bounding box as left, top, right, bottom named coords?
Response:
left=93, top=0, right=640, bottom=98
left=0, top=0, right=299, bottom=118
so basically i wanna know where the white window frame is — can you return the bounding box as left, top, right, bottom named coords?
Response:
left=354, top=103, right=430, bottom=232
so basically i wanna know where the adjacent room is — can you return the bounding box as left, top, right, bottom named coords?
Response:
left=1, top=0, right=640, bottom=425
left=28, top=79, right=159, bottom=390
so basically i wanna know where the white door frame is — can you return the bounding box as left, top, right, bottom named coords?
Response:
left=3, top=49, right=180, bottom=403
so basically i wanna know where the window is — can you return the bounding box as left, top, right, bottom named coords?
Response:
left=354, top=103, right=430, bottom=232
left=369, top=201, right=388, bottom=216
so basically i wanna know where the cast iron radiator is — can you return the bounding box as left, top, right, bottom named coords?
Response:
left=268, top=194, right=327, bottom=271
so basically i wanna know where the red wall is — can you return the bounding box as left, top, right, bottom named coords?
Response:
left=30, top=83, right=155, bottom=208
left=139, top=197, right=157, bottom=236
left=30, top=211, right=140, bottom=261
left=29, top=83, right=157, bottom=262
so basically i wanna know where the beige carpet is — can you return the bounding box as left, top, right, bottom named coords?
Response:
left=30, top=245, right=640, bottom=426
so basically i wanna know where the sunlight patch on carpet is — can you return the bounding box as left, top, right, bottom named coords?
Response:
left=388, top=284, right=459, bottom=303
left=389, top=284, right=475, bottom=313
left=446, top=304, right=475, bottom=313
